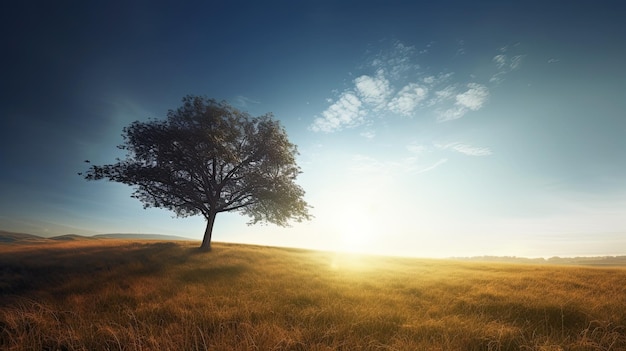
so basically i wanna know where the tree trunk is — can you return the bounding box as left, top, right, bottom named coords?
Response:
left=200, top=212, right=216, bottom=251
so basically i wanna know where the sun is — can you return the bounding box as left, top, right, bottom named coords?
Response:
left=335, top=208, right=377, bottom=253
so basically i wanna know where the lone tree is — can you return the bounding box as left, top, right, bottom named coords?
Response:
left=84, top=95, right=311, bottom=251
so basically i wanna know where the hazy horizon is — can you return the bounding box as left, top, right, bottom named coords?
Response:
left=3, top=229, right=626, bottom=260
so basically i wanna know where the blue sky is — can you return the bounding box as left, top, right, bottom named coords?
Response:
left=1, top=1, right=625, bottom=257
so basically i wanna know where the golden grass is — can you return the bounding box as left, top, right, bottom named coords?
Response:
left=1, top=240, right=625, bottom=350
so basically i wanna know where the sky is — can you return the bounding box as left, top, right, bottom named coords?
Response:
left=1, top=1, right=625, bottom=258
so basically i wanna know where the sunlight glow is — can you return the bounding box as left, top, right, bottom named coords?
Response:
left=335, top=208, right=377, bottom=254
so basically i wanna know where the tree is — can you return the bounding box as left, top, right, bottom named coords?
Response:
left=84, top=95, right=311, bottom=251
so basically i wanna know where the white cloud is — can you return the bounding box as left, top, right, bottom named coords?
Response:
left=309, top=92, right=364, bottom=133
left=436, top=83, right=489, bottom=122
left=436, top=86, right=456, bottom=99
left=436, top=106, right=466, bottom=122
left=437, top=142, right=492, bottom=156
left=428, top=85, right=456, bottom=107
left=310, top=40, right=524, bottom=131
left=387, top=83, right=428, bottom=116
left=354, top=71, right=393, bottom=109
left=422, top=72, right=453, bottom=87
left=456, top=83, right=489, bottom=111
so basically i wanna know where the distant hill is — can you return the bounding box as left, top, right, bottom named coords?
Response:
left=0, top=230, right=48, bottom=243
left=92, top=233, right=195, bottom=241
left=49, top=234, right=97, bottom=241
left=0, top=230, right=195, bottom=244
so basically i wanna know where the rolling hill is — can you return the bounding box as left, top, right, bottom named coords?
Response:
left=0, top=230, right=194, bottom=243
left=0, top=230, right=48, bottom=243
left=93, top=233, right=195, bottom=241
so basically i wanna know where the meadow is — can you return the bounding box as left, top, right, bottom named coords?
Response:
left=1, top=239, right=625, bottom=350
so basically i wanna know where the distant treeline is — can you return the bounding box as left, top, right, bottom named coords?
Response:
left=451, top=255, right=626, bottom=266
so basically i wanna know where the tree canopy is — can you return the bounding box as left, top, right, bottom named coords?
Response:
left=84, top=95, right=311, bottom=251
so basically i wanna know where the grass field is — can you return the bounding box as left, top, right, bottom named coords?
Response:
left=1, top=240, right=625, bottom=350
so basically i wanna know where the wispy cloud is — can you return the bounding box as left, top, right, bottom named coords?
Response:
left=456, top=83, right=489, bottom=110
left=493, top=54, right=507, bottom=69
left=234, top=95, right=260, bottom=107
left=436, top=83, right=489, bottom=122
left=310, top=92, right=364, bottom=133
left=510, top=55, right=523, bottom=70
left=387, top=83, right=428, bottom=116
left=427, top=85, right=456, bottom=107
left=490, top=46, right=524, bottom=84
left=423, top=72, right=454, bottom=86
left=415, top=158, right=448, bottom=174
left=310, top=40, right=523, bottom=133
left=406, top=142, right=426, bottom=154
left=354, top=71, right=393, bottom=109
left=436, top=106, right=466, bottom=122
left=455, top=39, right=466, bottom=56
left=370, top=40, right=419, bottom=79
left=360, top=130, right=376, bottom=139
left=349, top=152, right=447, bottom=178
left=400, top=141, right=449, bottom=175
left=437, top=142, right=492, bottom=156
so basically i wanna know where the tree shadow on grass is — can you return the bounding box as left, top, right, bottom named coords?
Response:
left=177, top=265, right=247, bottom=284
left=0, top=241, right=193, bottom=305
